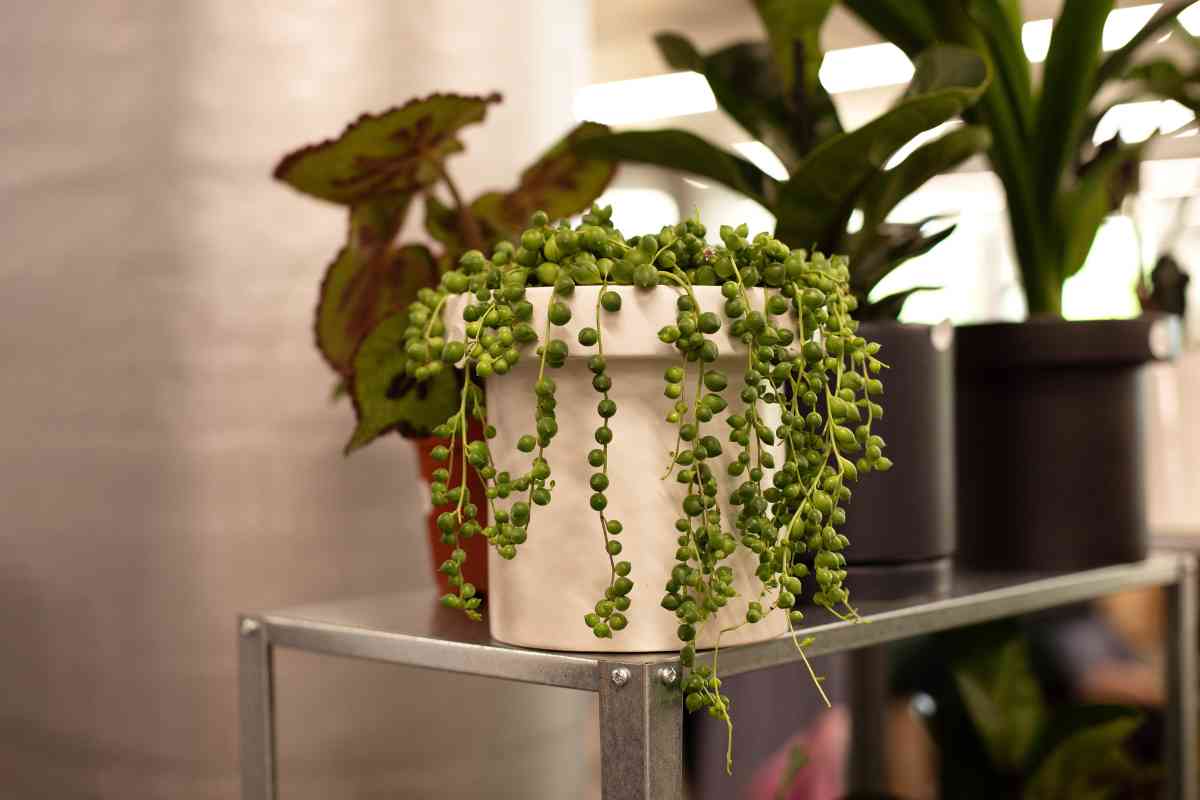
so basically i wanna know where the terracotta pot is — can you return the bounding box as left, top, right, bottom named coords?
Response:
left=447, top=286, right=789, bottom=653
left=415, top=418, right=490, bottom=595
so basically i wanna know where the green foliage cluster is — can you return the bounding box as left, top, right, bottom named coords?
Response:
left=401, top=206, right=891, bottom=770
left=845, top=0, right=1200, bottom=314
left=575, top=0, right=993, bottom=318
left=273, top=93, right=616, bottom=447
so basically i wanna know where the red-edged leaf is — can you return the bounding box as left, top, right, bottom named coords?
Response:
left=345, top=312, right=461, bottom=453
left=471, top=122, right=618, bottom=238
left=274, top=93, right=501, bottom=205
left=315, top=195, right=437, bottom=374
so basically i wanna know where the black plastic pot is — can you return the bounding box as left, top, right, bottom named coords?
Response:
left=840, top=322, right=957, bottom=592
left=955, top=315, right=1180, bottom=571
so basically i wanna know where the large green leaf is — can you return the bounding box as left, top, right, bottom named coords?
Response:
left=694, top=41, right=806, bottom=169
left=1032, top=0, right=1113, bottom=204
left=574, top=129, right=778, bottom=208
left=841, top=0, right=937, bottom=57
left=654, top=31, right=704, bottom=72
left=966, top=0, right=1034, bottom=137
left=274, top=93, right=500, bottom=205
left=856, top=124, right=990, bottom=237
left=471, top=121, right=617, bottom=241
left=345, top=311, right=461, bottom=453
left=1023, top=708, right=1150, bottom=800
left=752, top=0, right=834, bottom=93
left=314, top=197, right=432, bottom=374
left=774, top=44, right=989, bottom=248
left=952, top=636, right=1046, bottom=773
left=1056, top=139, right=1144, bottom=281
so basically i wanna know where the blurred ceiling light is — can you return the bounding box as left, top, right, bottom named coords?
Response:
left=846, top=208, right=865, bottom=234
left=682, top=177, right=710, bottom=189
left=1103, top=4, right=1163, bottom=50
left=818, top=43, right=913, bottom=93
left=1094, top=99, right=1195, bottom=144
left=1183, top=3, right=1200, bottom=33
left=573, top=71, right=715, bottom=125
left=1023, top=19, right=1053, bottom=62
left=733, top=141, right=789, bottom=180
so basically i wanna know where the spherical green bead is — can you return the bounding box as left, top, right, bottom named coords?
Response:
left=517, top=434, right=536, bottom=453
left=578, top=326, right=599, bottom=346
left=606, top=519, right=623, bottom=535
left=588, top=448, right=606, bottom=467
left=590, top=473, right=610, bottom=492
left=600, top=291, right=622, bottom=312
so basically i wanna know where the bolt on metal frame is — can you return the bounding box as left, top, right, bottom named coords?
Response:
left=239, top=552, right=1198, bottom=800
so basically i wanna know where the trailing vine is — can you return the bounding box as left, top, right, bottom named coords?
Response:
left=402, top=205, right=891, bottom=772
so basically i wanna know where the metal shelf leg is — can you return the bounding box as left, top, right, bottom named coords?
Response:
left=1167, top=561, right=1198, bottom=800
left=598, top=663, right=683, bottom=800
left=847, top=645, right=889, bottom=794
left=239, top=618, right=277, bottom=800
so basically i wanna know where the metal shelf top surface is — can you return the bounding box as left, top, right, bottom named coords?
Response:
left=249, top=552, right=1193, bottom=692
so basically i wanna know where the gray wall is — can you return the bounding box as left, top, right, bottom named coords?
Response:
left=0, top=2, right=597, bottom=797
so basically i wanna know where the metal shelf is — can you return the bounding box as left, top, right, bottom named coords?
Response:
left=240, top=552, right=1198, bottom=799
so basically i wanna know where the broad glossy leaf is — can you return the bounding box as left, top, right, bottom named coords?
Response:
left=952, top=636, right=1046, bottom=773
left=966, top=0, right=1034, bottom=136
left=345, top=311, right=461, bottom=453
left=752, top=0, right=834, bottom=93
left=857, top=124, right=990, bottom=236
left=471, top=122, right=617, bottom=240
left=274, top=93, right=500, bottom=204
left=654, top=31, right=703, bottom=72
left=574, top=129, right=777, bottom=208
left=841, top=0, right=937, bottom=57
left=315, top=197, right=433, bottom=374
left=1033, top=0, right=1113, bottom=204
left=700, top=42, right=807, bottom=169
left=775, top=45, right=989, bottom=249
left=1024, top=709, right=1148, bottom=800
left=1057, top=139, right=1144, bottom=281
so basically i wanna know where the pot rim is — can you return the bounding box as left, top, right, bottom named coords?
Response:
left=954, top=312, right=1180, bottom=369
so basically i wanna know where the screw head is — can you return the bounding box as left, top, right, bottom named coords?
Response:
left=657, top=666, right=679, bottom=687
left=240, top=618, right=261, bottom=637
left=611, top=667, right=631, bottom=687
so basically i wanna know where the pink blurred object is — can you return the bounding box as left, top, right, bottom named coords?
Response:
left=743, top=707, right=849, bottom=800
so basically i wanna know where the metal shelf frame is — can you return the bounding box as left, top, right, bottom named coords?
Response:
left=240, top=552, right=1197, bottom=799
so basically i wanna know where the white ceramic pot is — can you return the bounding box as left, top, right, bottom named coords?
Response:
left=448, top=285, right=789, bottom=652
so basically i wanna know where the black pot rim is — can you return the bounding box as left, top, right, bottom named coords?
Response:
left=955, top=313, right=1180, bottom=370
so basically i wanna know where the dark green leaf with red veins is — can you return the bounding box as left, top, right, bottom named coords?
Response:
left=315, top=194, right=436, bottom=374
left=470, top=122, right=618, bottom=239
left=273, top=93, right=501, bottom=205
left=345, top=311, right=461, bottom=453
left=423, top=192, right=505, bottom=265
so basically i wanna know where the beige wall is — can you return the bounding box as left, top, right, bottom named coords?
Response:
left=0, top=2, right=597, bottom=797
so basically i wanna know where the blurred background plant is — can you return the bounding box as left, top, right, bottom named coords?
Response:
left=843, top=0, right=1200, bottom=316
left=576, top=0, right=992, bottom=319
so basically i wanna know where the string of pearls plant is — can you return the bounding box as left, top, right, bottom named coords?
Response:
left=402, top=205, right=891, bottom=770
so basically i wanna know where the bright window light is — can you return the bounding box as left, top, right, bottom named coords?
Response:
left=1023, top=19, right=1053, bottom=63
left=732, top=141, right=789, bottom=181
left=818, top=43, right=913, bottom=94
left=1104, top=4, right=1162, bottom=50
left=589, top=188, right=679, bottom=232
left=1094, top=99, right=1195, bottom=144
left=572, top=71, right=715, bottom=126
left=1062, top=217, right=1141, bottom=320
left=846, top=209, right=864, bottom=233
left=1182, top=3, right=1200, bottom=34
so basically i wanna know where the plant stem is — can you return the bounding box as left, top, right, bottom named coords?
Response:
left=436, top=163, right=485, bottom=253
